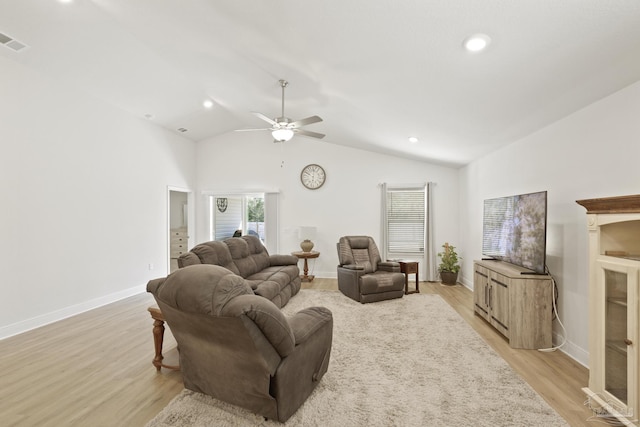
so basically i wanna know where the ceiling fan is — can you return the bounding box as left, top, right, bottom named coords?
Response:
left=236, top=79, right=325, bottom=142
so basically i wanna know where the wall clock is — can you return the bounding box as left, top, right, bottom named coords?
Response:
left=300, top=164, right=326, bottom=190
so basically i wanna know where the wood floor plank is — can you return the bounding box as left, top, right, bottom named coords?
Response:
left=0, top=280, right=594, bottom=426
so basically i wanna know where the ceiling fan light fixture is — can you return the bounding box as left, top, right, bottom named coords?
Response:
left=240, top=79, right=323, bottom=141
left=272, top=128, right=294, bottom=142
left=464, top=34, right=491, bottom=52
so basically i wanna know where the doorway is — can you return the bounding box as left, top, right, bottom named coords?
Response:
left=168, top=187, right=193, bottom=274
left=207, top=192, right=280, bottom=254
left=210, top=195, right=264, bottom=241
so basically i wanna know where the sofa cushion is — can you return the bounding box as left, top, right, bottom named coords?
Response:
left=177, top=235, right=301, bottom=308
left=247, top=265, right=300, bottom=306
left=352, top=248, right=374, bottom=273
left=152, top=264, right=253, bottom=315
left=338, top=236, right=381, bottom=273
left=226, top=236, right=271, bottom=278
left=181, top=241, right=240, bottom=275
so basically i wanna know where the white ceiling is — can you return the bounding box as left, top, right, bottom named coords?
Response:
left=2, top=0, right=640, bottom=167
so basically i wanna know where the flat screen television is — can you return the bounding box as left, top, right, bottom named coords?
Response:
left=482, top=191, right=547, bottom=274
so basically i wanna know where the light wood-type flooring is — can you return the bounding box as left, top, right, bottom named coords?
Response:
left=0, top=279, right=595, bottom=426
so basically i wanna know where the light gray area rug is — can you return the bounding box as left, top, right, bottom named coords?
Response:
left=146, top=290, right=568, bottom=427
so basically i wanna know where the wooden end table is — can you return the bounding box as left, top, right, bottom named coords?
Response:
left=291, top=251, right=320, bottom=282
left=147, top=307, right=180, bottom=372
left=398, top=261, right=419, bottom=294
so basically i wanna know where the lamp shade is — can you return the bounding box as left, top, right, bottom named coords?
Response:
left=298, top=226, right=317, bottom=240
left=272, top=128, right=294, bottom=142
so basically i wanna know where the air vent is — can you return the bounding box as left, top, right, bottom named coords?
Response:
left=0, top=32, right=28, bottom=52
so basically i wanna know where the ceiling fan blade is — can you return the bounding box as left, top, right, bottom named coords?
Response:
left=295, top=129, right=325, bottom=139
left=290, top=115, right=323, bottom=128
left=251, top=111, right=277, bottom=126
left=235, top=128, right=270, bottom=132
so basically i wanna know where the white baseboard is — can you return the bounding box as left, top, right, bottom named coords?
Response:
left=0, top=284, right=147, bottom=340
left=316, top=271, right=337, bottom=279
left=555, top=332, right=589, bottom=368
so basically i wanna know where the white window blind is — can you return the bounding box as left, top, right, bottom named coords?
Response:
left=385, top=188, right=425, bottom=254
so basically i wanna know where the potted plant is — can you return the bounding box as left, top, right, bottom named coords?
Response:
left=438, top=242, right=461, bottom=285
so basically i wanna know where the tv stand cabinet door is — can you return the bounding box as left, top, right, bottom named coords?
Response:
left=473, top=264, right=490, bottom=322
left=490, top=273, right=510, bottom=338
left=508, top=278, right=553, bottom=349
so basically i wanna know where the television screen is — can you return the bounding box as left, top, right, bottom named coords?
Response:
left=482, top=191, right=547, bottom=274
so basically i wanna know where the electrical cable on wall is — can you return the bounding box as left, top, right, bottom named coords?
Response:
left=538, top=268, right=567, bottom=352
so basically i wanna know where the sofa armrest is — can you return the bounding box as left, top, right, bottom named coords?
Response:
left=177, top=252, right=201, bottom=268
left=146, top=277, right=166, bottom=294
left=269, top=254, right=299, bottom=266
left=378, top=261, right=401, bottom=272
left=288, top=307, right=333, bottom=345
left=222, top=294, right=295, bottom=357
left=338, top=264, right=364, bottom=270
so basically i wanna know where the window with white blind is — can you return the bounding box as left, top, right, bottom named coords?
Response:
left=381, top=182, right=436, bottom=281
left=385, top=188, right=426, bottom=254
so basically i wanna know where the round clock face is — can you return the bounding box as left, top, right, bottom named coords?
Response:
left=300, top=164, right=326, bottom=190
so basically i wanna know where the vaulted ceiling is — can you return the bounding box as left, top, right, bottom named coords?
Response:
left=2, top=0, right=640, bottom=167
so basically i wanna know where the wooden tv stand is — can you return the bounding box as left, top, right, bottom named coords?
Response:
left=473, top=260, right=553, bottom=349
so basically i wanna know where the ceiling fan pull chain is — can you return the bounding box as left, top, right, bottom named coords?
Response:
left=280, top=140, right=285, bottom=168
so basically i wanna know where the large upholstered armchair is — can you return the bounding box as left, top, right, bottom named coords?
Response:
left=147, top=264, right=333, bottom=422
left=336, top=236, right=405, bottom=303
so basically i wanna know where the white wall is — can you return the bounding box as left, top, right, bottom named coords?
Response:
left=196, top=131, right=460, bottom=278
left=459, top=80, right=640, bottom=366
left=0, top=56, right=197, bottom=338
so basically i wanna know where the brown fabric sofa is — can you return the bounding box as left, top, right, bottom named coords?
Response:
left=178, top=235, right=301, bottom=308
left=336, top=235, right=405, bottom=303
left=147, top=264, right=333, bottom=422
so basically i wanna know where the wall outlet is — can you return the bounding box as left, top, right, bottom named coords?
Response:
left=148, top=263, right=154, bottom=270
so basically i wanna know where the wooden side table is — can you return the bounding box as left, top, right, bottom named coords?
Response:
left=147, top=307, right=180, bottom=372
left=291, top=251, right=320, bottom=282
left=398, top=261, right=419, bottom=294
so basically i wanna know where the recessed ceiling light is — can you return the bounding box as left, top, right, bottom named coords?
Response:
left=58, top=0, right=73, bottom=3
left=203, top=100, right=214, bottom=109
left=463, top=34, right=491, bottom=52
left=408, top=136, right=419, bottom=143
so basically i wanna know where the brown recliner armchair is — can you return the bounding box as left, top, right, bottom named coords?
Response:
left=147, top=264, right=333, bottom=422
left=336, top=236, right=405, bottom=303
